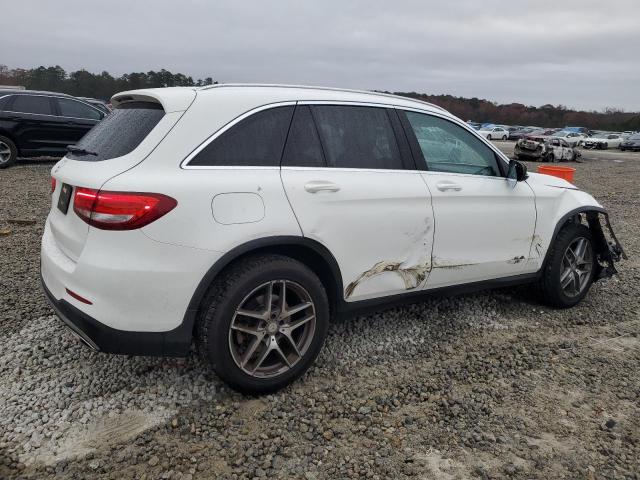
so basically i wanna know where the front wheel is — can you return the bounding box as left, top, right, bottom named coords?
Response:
left=502, top=135, right=507, bottom=140
left=539, top=223, right=596, bottom=308
left=196, top=254, right=329, bottom=394
left=487, top=134, right=492, bottom=140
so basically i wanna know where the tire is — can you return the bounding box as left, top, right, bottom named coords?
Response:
left=547, top=153, right=555, bottom=163
left=502, top=135, right=507, bottom=140
left=0, top=135, right=18, bottom=169
left=539, top=223, right=597, bottom=308
left=487, top=134, right=492, bottom=140
left=603, top=143, right=608, bottom=150
left=196, top=254, right=330, bottom=394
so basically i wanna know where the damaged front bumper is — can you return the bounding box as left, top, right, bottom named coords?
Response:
left=586, top=211, right=627, bottom=279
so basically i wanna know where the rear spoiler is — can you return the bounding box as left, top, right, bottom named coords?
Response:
left=111, top=88, right=196, bottom=113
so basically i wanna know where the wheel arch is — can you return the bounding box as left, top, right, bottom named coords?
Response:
left=182, top=236, right=344, bottom=343
left=541, top=206, right=625, bottom=277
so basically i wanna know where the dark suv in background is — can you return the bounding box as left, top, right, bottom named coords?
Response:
left=0, top=89, right=106, bottom=168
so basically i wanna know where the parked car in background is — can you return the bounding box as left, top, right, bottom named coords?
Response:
left=78, top=97, right=112, bottom=115
left=563, top=126, right=591, bottom=135
left=551, top=131, right=586, bottom=147
left=619, top=133, right=640, bottom=151
left=515, top=135, right=579, bottom=162
left=0, top=89, right=106, bottom=168
left=509, top=127, right=536, bottom=140
left=621, top=131, right=638, bottom=140
left=583, top=133, right=624, bottom=150
left=477, top=126, right=509, bottom=140
left=467, top=121, right=481, bottom=130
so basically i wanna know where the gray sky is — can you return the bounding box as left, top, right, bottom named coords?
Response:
left=3, top=0, right=639, bottom=111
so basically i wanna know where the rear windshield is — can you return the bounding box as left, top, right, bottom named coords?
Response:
left=66, top=101, right=164, bottom=161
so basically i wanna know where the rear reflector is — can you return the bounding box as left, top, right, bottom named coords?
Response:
left=73, top=188, right=177, bottom=230
left=65, top=288, right=93, bottom=305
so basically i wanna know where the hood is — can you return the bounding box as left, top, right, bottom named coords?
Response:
left=526, top=172, right=578, bottom=190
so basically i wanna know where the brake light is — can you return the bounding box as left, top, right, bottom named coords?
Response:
left=73, top=188, right=177, bottom=230
left=51, top=177, right=56, bottom=194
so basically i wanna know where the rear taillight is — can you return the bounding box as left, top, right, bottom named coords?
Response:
left=51, top=177, right=56, bottom=194
left=73, top=188, right=177, bottom=230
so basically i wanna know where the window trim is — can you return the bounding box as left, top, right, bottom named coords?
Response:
left=396, top=107, right=509, bottom=177
left=181, top=100, right=493, bottom=172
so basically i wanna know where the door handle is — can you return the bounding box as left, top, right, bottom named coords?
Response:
left=436, top=181, right=462, bottom=192
left=304, top=181, right=340, bottom=193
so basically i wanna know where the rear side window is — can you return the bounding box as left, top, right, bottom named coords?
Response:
left=57, top=98, right=102, bottom=120
left=66, top=102, right=164, bottom=162
left=311, top=106, right=403, bottom=170
left=189, top=106, right=294, bottom=167
left=281, top=106, right=326, bottom=168
left=10, top=95, right=53, bottom=115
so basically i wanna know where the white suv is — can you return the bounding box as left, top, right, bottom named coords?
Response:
left=41, top=85, right=625, bottom=394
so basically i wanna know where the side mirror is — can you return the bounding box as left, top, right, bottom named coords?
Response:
left=507, top=159, right=528, bottom=182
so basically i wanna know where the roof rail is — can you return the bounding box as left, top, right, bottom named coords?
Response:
left=199, top=83, right=445, bottom=111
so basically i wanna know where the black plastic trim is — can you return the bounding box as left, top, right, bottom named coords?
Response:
left=181, top=236, right=345, bottom=341
left=42, top=276, right=191, bottom=356
left=337, top=272, right=540, bottom=320
left=540, top=206, right=606, bottom=271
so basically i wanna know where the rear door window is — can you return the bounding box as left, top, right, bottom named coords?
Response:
left=57, top=97, right=103, bottom=120
left=281, top=106, right=326, bottom=168
left=10, top=95, right=53, bottom=115
left=311, top=105, right=403, bottom=170
left=66, top=101, right=165, bottom=162
left=189, top=106, right=294, bottom=167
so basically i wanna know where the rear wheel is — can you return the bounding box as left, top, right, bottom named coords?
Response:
left=196, top=254, right=330, bottom=394
left=539, top=223, right=596, bottom=308
left=0, top=136, right=17, bottom=169
left=487, top=134, right=492, bottom=140
left=502, top=135, right=507, bottom=140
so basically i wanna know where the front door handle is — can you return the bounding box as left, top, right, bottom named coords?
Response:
left=304, top=181, right=340, bottom=193
left=436, top=181, right=462, bottom=192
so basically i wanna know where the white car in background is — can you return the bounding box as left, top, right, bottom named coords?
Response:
left=477, top=126, right=509, bottom=140
left=41, top=84, right=625, bottom=394
left=552, top=131, right=586, bottom=147
left=582, top=133, right=624, bottom=150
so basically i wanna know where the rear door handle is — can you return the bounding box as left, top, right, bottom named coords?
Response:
left=304, top=181, right=340, bottom=193
left=436, top=181, right=462, bottom=192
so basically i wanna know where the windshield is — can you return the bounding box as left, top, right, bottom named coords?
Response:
left=66, top=101, right=164, bottom=162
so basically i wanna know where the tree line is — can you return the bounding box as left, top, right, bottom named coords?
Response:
left=1, top=66, right=637, bottom=131
left=0, top=65, right=215, bottom=101
left=392, top=92, right=640, bottom=132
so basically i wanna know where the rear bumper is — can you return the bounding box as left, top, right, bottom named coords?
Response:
left=41, top=274, right=192, bottom=356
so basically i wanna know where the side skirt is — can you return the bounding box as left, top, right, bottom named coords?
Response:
left=335, top=272, right=540, bottom=321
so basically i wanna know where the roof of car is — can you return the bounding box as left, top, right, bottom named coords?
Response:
left=0, top=89, right=72, bottom=98
left=112, top=84, right=449, bottom=115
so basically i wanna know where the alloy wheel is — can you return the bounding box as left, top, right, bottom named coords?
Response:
left=0, top=141, right=11, bottom=164
left=560, top=237, right=593, bottom=297
left=228, top=280, right=316, bottom=378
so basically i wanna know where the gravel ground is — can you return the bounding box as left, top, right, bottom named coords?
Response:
left=1, top=149, right=639, bottom=479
